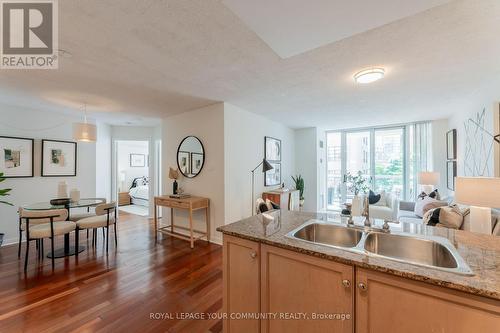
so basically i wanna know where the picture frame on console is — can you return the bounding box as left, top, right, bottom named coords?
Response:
left=0, top=136, right=34, bottom=178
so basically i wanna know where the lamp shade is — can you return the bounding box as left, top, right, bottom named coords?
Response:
left=73, top=122, right=97, bottom=142
left=262, top=159, right=273, bottom=173
left=418, top=172, right=440, bottom=185
left=455, top=177, right=500, bottom=208
left=169, top=167, right=179, bottom=180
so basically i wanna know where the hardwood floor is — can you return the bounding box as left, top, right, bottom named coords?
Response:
left=0, top=212, right=223, bottom=333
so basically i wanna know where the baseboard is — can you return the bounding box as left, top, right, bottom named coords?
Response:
left=2, top=237, right=20, bottom=247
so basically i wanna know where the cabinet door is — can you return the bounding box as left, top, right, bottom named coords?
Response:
left=223, top=235, right=260, bottom=333
left=261, top=245, right=354, bottom=333
left=356, top=268, right=500, bottom=333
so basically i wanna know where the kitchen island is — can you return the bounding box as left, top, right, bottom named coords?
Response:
left=217, top=210, right=500, bottom=333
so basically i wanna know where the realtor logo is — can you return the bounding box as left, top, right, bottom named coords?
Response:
left=0, top=0, right=58, bottom=69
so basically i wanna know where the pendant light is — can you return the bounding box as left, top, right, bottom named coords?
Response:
left=73, top=104, right=97, bottom=142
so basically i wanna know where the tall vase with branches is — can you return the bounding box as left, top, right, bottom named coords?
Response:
left=0, top=172, right=12, bottom=246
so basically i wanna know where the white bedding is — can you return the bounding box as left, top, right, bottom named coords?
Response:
left=129, top=185, right=149, bottom=200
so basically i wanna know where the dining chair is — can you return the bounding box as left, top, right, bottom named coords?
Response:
left=70, top=198, right=107, bottom=241
left=75, top=202, right=117, bottom=255
left=17, top=207, right=50, bottom=259
left=20, top=209, right=76, bottom=271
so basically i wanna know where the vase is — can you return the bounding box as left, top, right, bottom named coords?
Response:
left=299, top=199, right=305, bottom=207
left=351, top=195, right=362, bottom=216
left=173, top=180, right=178, bottom=195
left=57, top=181, right=68, bottom=198
left=70, top=189, right=80, bottom=202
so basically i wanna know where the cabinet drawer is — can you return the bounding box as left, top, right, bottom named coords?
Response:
left=156, top=198, right=190, bottom=209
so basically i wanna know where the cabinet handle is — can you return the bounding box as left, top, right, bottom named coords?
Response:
left=250, top=252, right=257, bottom=259
left=358, top=282, right=367, bottom=291
left=342, top=279, right=351, bottom=288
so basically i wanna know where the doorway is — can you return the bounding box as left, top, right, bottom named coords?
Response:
left=116, top=140, right=150, bottom=216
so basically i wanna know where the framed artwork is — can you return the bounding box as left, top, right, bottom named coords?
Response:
left=130, top=154, right=146, bottom=167
left=447, top=161, right=457, bottom=190
left=191, top=152, right=203, bottom=175
left=177, top=151, right=190, bottom=176
left=265, top=136, right=281, bottom=161
left=446, top=129, right=457, bottom=160
left=265, top=162, right=281, bottom=186
left=0, top=136, right=34, bottom=178
left=41, top=140, right=77, bottom=177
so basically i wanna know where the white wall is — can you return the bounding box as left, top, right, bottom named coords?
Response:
left=294, top=128, right=318, bottom=212
left=96, top=122, right=111, bottom=201
left=0, top=105, right=96, bottom=244
left=224, top=103, right=296, bottom=224
left=117, top=140, right=149, bottom=191
left=162, top=103, right=225, bottom=244
left=431, top=119, right=448, bottom=194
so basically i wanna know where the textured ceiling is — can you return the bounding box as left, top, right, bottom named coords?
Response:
left=0, top=0, right=499, bottom=129
left=222, top=0, right=452, bottom=58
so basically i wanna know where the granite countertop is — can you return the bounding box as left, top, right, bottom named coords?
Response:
left=217, top=210, right=500, bottom=301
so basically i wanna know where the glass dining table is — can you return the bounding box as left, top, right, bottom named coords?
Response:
left=23, top=198, right=106, bottom=258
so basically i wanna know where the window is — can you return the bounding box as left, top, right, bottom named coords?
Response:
left=326, top=122, right=430, bottom=210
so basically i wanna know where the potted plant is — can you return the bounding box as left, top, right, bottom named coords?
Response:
left=0, top=172, right=12, bottom=247
left=345, top=171, right=369, bottom=216
left=292, top=175, right=305, bottom=208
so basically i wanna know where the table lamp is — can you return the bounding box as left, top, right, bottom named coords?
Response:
left=455, top=177, right=500, bottom=234
left=418, top=171, right=440, bottom=194
left=169, top=167, right=179, bottom=194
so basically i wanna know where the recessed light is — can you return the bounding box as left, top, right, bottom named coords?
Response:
left=354, top=68, right=385, bottom=84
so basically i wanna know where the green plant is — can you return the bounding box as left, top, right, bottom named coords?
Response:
left=292, top=175, right=305, bottom=200
left=0, top=172, right=12, bottom=206
left=345, top=171, right=370, bottom=195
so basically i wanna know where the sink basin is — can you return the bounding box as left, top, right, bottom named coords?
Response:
left=364, top=232, right=458, bottom=269
left=291, top=222, right=363, bottom=248
left=287, top=220, right=473, bottom=275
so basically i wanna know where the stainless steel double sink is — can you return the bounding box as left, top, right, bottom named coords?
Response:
left=287, top=220, right=473, bottom=275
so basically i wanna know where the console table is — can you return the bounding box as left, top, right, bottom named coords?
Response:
left=153, top=196, right=210, bottom=248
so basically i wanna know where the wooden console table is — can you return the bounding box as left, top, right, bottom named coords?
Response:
left=153, top=196, right=210, bottom=248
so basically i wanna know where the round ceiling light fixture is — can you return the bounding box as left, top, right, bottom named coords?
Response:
left=354, top=67, right=385, bottom=84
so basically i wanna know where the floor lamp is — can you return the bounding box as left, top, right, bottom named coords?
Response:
left=251, top=159, right=273, bottom=215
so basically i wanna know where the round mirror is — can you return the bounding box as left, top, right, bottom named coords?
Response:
left=177, top=136, right=205, bottom=178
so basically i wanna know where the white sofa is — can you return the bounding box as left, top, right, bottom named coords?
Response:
left=352, top=193, right=398, bottom=221
left=398, top=201, right=500, bottom=236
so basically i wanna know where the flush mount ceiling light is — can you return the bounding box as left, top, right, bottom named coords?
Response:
left=73, top=104, right=97, bottom=142
left=354, top=67, right=385, bottom=84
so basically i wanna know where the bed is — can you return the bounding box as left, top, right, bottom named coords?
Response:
left=129, top=177, right=149, bottom=206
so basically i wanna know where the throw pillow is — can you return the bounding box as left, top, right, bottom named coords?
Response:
left=368, top=190, right=381, bottom=205
left=428, top=189, right=441, bottom=200
left=423, top=205, right=464, bottom=229
left=265, top=199, right=274, bottom=211
left=414, top=196, right=440, bottom=218
left=374, top=190, right=387, bottom=207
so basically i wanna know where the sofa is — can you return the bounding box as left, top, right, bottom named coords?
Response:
left=398, top=200, right=500, bottom=236
left=353, top=192, right=398, bottom=221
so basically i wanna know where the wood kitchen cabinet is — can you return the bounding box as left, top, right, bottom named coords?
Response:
left=260, top=244, right=354, bottom=333
left=223, top=235, right=260, bottom=333
left=222, top=236, right=500, bottom=333
left=355, top=268, right=500, bottom=333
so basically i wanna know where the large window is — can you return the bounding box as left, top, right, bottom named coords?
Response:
left=326, top=123, right=430, bottom=210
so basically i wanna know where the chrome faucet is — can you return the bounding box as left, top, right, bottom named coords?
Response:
left=362, top=196, right=371, bottom=227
